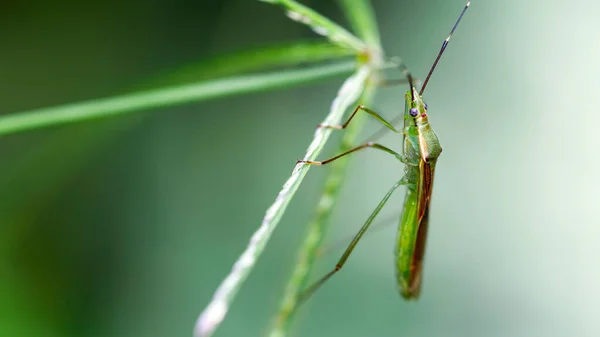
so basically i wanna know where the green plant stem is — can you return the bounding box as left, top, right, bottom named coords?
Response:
left=0, top=61, right=355, bottom=136
left=139, top=40, right=353, bottom=89
left=194, top=65, right=371, bottom=337
left=260, top=0, right=367, bottom=53
left=337, top=0, right=382, bottom=51
left=269, top=83, right=376, bottom=337
left=268, top=1, right=383, bottom=336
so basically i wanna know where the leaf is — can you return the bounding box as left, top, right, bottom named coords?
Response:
left=337, top=0, right=382, bottom=50
left=194, top=65, right=372, bottom=337
left=260, top=0, right=367, bottom=53
left=139, top=40, right=353, bottom=89
left=268, top=1, right=386, bottom=335
left=0, top=61, right=355, bottom=136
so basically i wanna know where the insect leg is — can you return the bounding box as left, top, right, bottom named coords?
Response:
left=298, top=142, right=410, bottom=166
left=319, top=105, right=403, bottom=134
left=317, top=212, right=401, bottom=258
left=296, top=177, right=408, bottom=305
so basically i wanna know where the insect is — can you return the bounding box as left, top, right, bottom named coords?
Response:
left=296, top=1, right=471, bottom=301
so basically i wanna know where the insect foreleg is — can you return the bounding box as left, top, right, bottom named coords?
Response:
left=296, top=178, right=408, bottom=306
left=319, top=105, right=403, bottom=135
left=298, top=142, right=407, bottom=166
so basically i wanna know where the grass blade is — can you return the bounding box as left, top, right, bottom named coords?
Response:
left=0, top=61, right=355, bottom=136
left=194, top=65, right=371, bottom=337
left=337, top=0, right=382, bottom=50
left=140, top=40, right=353, bottom=89
left=269, top=83, right=377, bottom=337
left=267, top=2, right=385, bottom=335
left=260, top=0, right=367, bottom=53
left=0, top=41, right=356, bottom=236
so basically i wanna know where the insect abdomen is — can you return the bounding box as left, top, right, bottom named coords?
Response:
left=396, top=187, right=419, bottom=299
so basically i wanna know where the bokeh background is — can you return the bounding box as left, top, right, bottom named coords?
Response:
left=2, top=0, right=600, bottom=337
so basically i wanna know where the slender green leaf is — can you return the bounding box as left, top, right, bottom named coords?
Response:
left=0, top=40, right=360, bottom=270
left=269, top=84, right=376, bottom=337
left=194, top=65, right=372, bottom=337
left=268, top=2, right=386, bottom=335
left=140, top=40, right=353, bottom=89
left=260, top=0, right=367, bottom=53
left=337, top=0, right=382, bottom=50
left=0, top=61, right=355, bottom=136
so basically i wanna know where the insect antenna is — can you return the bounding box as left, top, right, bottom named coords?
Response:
left=407, top=73, right=415, bottom=101
left=419, top=0, right=470, bottom=95
left=363, top=58, right=415, bottom=142
left=363, top=1, right=471, bottom=143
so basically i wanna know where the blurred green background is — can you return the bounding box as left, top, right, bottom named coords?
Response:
left=2, top=0, right=600, bottom=336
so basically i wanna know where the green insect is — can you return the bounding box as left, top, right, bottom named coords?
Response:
left=296, top=1, right=471, bottom=301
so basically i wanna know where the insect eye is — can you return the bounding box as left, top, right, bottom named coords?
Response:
left=409, top=108, right=419, bottom=117
left=424, top=103, right=428, bottom=110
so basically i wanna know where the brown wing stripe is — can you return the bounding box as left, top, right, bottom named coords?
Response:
left=408, top=161, right=435, bottom=296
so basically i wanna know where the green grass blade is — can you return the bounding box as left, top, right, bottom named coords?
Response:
left=269, top=83, right=377, bottom=337
left=337, top=0, right=382, bottom=50
left=0, top=41, right=355, bottom=224
left=0, top=61, right=355, bottom=136
left=268, top=2, right=385, bottom=335
left=140, top=40, right=353, bottom=89
left=194, top=65, right=371, bottom=337
left=260, top=0, right=367, bottom=53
